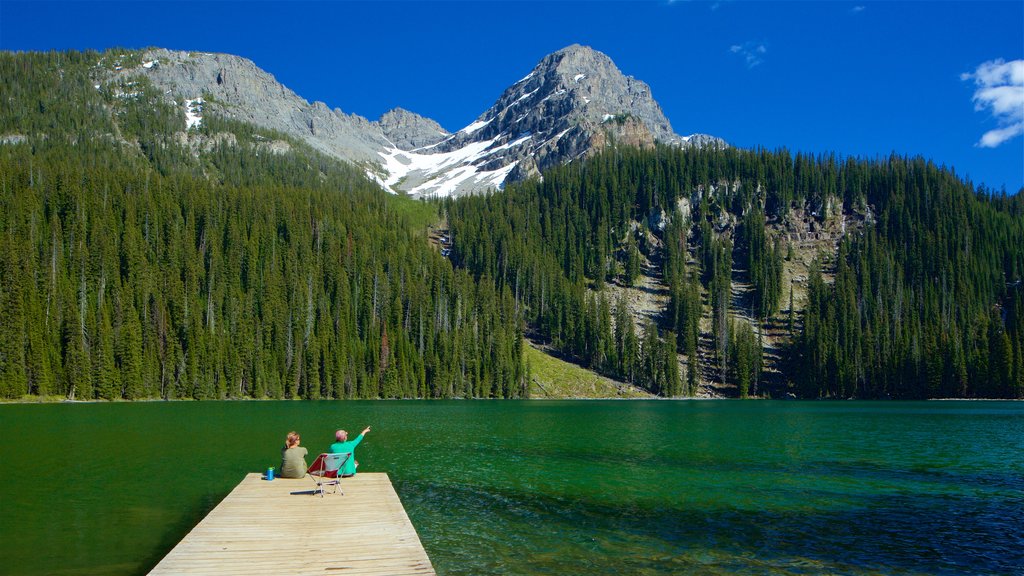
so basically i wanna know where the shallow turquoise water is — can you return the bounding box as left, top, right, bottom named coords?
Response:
left=1, top=400, right=1022, bottom=575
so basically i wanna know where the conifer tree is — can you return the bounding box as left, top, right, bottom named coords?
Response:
left=625, top=232, right=641, bottom=287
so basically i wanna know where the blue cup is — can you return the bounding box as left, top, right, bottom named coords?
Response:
left=266, top=467, right=275, bottom=481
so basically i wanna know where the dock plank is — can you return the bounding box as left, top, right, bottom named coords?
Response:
left=148, top=472, right=435, bottom=576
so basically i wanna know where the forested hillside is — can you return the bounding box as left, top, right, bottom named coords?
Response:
left=3, top=48, right=1021, bottom=401
left=0, top=49, right=525, bottom=400
left=447, top=145, right=1024, bottom=398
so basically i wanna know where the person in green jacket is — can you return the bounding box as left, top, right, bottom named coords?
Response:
left=329, top=426, right=371, bottom=477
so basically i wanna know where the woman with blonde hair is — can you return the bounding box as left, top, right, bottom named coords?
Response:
left=279, top=431, right=308, bottom=478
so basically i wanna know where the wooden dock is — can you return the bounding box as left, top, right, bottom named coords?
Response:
left=148, top=472, right=435, bottom=576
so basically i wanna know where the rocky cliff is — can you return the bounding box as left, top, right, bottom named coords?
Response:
left=376, top=108, right=449, bottom=150
left=133, top=49, right=389, bottom=164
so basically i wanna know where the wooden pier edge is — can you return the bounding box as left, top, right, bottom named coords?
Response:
left=148, top=472, right=436, bottom=575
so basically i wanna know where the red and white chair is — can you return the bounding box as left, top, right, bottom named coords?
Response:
left=305, top=452, right=351, bottom=497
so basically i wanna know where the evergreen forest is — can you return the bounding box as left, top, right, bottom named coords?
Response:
left=1, top=49, right=1022, bottom=400
left=446, top=145, right=1024, bottom=399
left=0, top=50, right=525, bottom=400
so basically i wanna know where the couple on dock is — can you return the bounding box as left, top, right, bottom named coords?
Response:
left=279, top=426, right=371, bottom=479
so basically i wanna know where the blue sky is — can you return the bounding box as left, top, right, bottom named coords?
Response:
left=2, top=1, right=1022, bottom=192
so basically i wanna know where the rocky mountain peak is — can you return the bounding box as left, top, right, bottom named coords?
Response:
left=506, top=44, right=678, bottom=143
left=376, top=107, right=449, bottom=150
left=543, top=43, right=616, bottom=75
left=380, top=44, right=720, bottom=195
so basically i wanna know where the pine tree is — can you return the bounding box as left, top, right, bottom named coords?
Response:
left=94, top=301, right=119, bottom=400
left=118, top=297, right=143, bottom=399
left=625, top=232, right=641, bottom=287
left=662, top=330, right=680, bottom=397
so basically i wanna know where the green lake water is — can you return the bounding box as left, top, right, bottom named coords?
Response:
left=1, top=400, right=1022, bottom=575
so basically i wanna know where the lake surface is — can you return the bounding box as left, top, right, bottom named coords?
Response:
left=2, top=400, right=1022, bottom=575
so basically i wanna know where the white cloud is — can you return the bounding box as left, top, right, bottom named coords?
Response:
left=962, top=59, right=1024, bottom=148
left=730, top=41, right=767, bottom=68
left=979, top=124, right=1024, bottom=148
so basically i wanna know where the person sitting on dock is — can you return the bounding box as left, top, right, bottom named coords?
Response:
left=329, top=426, right=371, bottom=477
left=279, top=431, right=308, bottom=479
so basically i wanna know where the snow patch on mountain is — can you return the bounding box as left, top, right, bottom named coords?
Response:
left=377, top=132, right=533, bottom=197
left=460, top=118, right=492, bottom=135
left=365, top=169, right=392, bottom=191
left=542, top=128, right=572, bottom=148
left=516, top=89, right=539, bottom=104
left=185, top=98, right=204, bottom=130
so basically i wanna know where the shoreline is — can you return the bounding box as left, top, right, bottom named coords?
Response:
left=1, top=395, right=1020, bottom=405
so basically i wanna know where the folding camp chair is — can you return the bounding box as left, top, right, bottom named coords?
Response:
left=306, top=452, right=351, bottom=497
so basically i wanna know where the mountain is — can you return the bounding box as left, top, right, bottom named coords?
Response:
left=133, top=48, right=391, bottom=164
left=376, top=107, right=450, bottom=150
left=377, top=44, right=725, bottom=197
left=444, top=44, right=720, bottom=169
left=128, top=45, right=723, bottom=197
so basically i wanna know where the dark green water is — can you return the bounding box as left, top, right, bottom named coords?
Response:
left=2, top=401, right=1021, bottom=575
